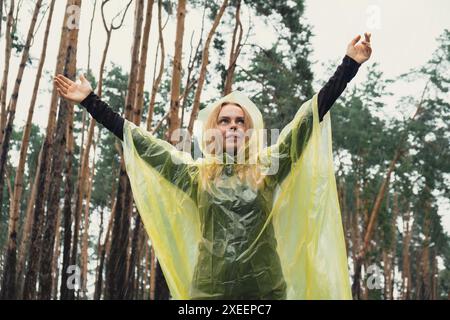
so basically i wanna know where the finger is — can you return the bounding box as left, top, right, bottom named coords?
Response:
left=54, top=77, right=69, bottom=90
left=350, top=34, right=361, bottom=46
left=56, top=74, right=75, bottom=86
left=55, top=83, right=68, bottom=96
left=56, top=87, right=69, bottom=99
left=364, top=32, right=371, bottom=43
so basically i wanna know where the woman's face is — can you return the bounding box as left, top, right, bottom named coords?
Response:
left=216, top=103, right=246, bottom=154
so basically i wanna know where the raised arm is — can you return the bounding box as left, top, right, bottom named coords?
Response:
left=54, top=74, right=198, bottom=200
left=268, top=32, right=372, bottom=185
left=318, top=32, right=372, bottom=121
left=54, top=74, right=124, bottom=140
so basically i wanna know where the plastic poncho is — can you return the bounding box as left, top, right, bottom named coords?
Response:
left=122, top=90, right=351, bottom=300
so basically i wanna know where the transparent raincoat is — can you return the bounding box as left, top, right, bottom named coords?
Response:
left=122, top=90, right=351, bottom=299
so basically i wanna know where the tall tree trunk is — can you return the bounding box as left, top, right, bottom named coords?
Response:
left=0, top=0, right=42, bottom=228
left=351, top=178, right=362, bottom=299
left=0, top=0, right=3, bottom=36
left=146, top=0, right=165, bottom=131
left=401, top=208, right=413, bottom=300
left=94, top=200, right=115, bottom=300
left=80, top=142, right=96, bottom=299
left=59, top=90, right=77, bottom=301
left=23, top=0, right=73, bottom=300
left=187, top=0, right=228, bottom=136
left=106, top=0, right=144, bottom=300
left=419, top=199, right=431, bottom=299
left=126, top=0, right=154, bottom=299
left=16, top=155, right=39, bottom=297
left=223, top=0, right=242, bottom=95
left=166, top=0, right=186, bottom=144
left=51, top=206, right=62, bottom=300
left=0, top=0, right=14, bottom=145
left=0, top=0, right=43, bottom=300
left=133, top=0, right=154, bottom=124
left=352, top=151, right=402, bottom=298
left=149, top=246, right=156, bottom=300
left=2, top=0, right=55, bottom=299
left=38, top=0, right=81, bottom=300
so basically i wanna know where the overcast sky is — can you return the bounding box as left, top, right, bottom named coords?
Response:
left=1, top=0, right=449, bottom=234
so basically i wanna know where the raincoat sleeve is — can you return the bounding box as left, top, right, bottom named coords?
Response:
left=256, top=94, right=352, bottom=299
left=123, top=119, right=198, bottom=198
left=260, top=96, right=315, bottom=186
left=121, top=119, right=201, bottom=299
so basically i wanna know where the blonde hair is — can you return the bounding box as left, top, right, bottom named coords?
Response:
left=199, top=101, right=265, bottom=192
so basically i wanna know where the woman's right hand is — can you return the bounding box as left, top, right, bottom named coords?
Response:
left=54, top=73, right=93, bottom=104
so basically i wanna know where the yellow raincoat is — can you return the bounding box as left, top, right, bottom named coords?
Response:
left=122, top=90, right=351, bottom=299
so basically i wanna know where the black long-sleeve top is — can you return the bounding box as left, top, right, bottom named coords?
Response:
left=80, top=55, right=360, bottom=141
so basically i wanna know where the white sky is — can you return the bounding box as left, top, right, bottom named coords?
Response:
left=1, top=0, right=449, bottom=234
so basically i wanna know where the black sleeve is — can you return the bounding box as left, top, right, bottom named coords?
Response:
left=317, top=55, right=361, bottom=122
left=80, top=91, right=124, bottom=141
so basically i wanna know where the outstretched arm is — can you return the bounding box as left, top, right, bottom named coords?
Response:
left=270, top=32, right=372, bottom=185
left=317, top=32, right=372, bottom=121
left=54, top=74, right=197, bottom=199
left=54, top=74, right=125, bottom=140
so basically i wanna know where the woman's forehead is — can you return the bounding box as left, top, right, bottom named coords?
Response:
left=218, top=103, right=245, bottom=117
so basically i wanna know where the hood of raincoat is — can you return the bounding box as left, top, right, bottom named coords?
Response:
left=192, top=90, right=265, bottom=162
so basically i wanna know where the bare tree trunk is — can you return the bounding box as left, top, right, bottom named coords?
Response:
left=143, top=241, right=149, bottom=299
left=146, top=0, right=165, bottom=131
left=223, top=0, right=242, bottom=95
left=149, top=246, right=156, bottom=300
left=351, top=179, right=362, bottom=299
left=187, top=0, right=228, bottom=135
left=125, top=0, right=154, bottom=299
left=0, top=0, right=43, bottom=229
left=2, top=0, right=55, bottom=300
left=59, top=97, right=76, bottom=301
left=23, top=0, right=72, bottom=300
left=107, top=0, right=144, bottom=300
left=166, top=0, right=186, bottom=144
left=352, top=151, right=402, bottom=299
left=133, top=0, right=154, bottom=124
left=17, top=155, right=39, bottom=297
left=0, top=0, right=14, bottom=145
left=419, top=199, right=432, bottom=299
left=0, top=0, right=43, bottom=300
left=94, top=201, right=115, bottom=300
left=51, top=206, right=62, bottom=300
left=80, top=141, right=96, bottom=299
left=38, top=0, right=81, bottom=300
left=401, top=208, right=413, bottom=300
left=0, top=0, right=4, bottom=36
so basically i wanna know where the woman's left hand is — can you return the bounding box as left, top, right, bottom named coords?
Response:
left=346, top=32, right=372, bottom=64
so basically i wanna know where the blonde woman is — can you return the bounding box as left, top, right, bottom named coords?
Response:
left=54, top=33, right=372, bottom=299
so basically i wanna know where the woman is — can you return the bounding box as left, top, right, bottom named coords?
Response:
left=54, top=33, right=372, bottom=299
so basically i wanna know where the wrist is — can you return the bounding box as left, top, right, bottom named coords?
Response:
left=80, top=90, right=96, bottom=108
left=344, top=54, right=361, bottom=66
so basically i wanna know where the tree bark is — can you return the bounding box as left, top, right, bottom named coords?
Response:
left=106, top=0, right=144, bottom=300
left=0, top=0, right=43, bottom=300
left=38, top=0, right=81, bottom=300
left=166, top=0, right=186, bottom=144
left=146, top=0, right=165, bottom=131
left=23, top=0, right=73, bottom=300
left=0, top=0, right=14, bottom=145
left=223, top=0, right=242, bottom=95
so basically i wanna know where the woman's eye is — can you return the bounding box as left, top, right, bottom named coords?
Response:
left=237, top=119, right=244, bottom=124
